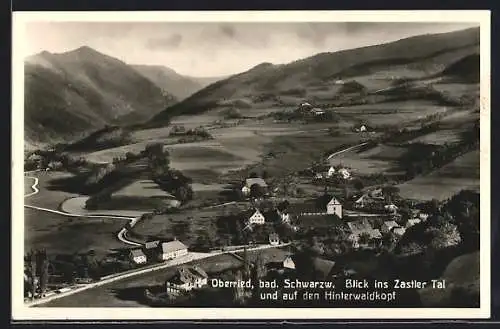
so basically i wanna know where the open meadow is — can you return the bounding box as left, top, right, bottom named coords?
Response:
left=24, top=208, right=128, bottom=254
left=397, top=149, right=480, bottom=201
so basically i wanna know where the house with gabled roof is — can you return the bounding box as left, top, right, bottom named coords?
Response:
left=326, top=196, right=343, bottom=218
left=347, top=219, right=382, bottom=248
left=269, top=233, right=280, bottom=246
left=247, top=208, right=266, bottom=225
left=381, top=220, right=399, bottom=234
left=158, top=239, right=188, bottom=261
left=165, top=265, right=208, bottom=295
left=129, top=249, right=147, bottom=264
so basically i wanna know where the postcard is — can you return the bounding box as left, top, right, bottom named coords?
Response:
left=12, top=10, right=491, bottom=320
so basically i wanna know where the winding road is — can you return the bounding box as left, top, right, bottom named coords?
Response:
left=326, top=142, right=370, bottom=160
left=24, top=174, right=142, bottom=246
left=23, top=171, right=290, bottom=307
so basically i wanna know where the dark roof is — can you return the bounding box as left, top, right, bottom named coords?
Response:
left=288, top=202, right=324, bottom=215
left=297, top=214, right=343, bottom=227
left=168, top=266, right=208, bottom=285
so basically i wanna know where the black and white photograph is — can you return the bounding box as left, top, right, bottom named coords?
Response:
left=12, top=10, right=491, bottom=320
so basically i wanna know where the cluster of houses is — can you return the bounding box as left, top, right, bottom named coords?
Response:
left=313, top=165, right=351, bottom=180
left=244, top=195, right=343, bottom=227
left=129, top=239, right=189, bottom=265
left=164, top=265, right=209, bottom=296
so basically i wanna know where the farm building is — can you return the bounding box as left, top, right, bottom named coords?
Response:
left=242, top=178, right=268, bottom=196
left=158, top=239, right=188, bottom=261
left=129, top=249, right=147, bottom=264
left=381, top=220, right=399, bottom=234
left=269, top=233, right=280, bottom=246
left=288, top=195, right=342, bottom=218
left=392, top=226, right=406, bottom=237
left=347, top=219, right=382, bottom=246
left=354, top=194, right=385, bottom=209
left=277, top=209, right=290, bottom=223
left=406, top=218, right=422, bottom=228
left=384, top=203, right=399, bottom=213
left=338, top=168, right=351, bottom=180
left=165, top=265, right=208, bottom=295
left=310, top=108, right=325, bottom=116
left=314, top=165, right=336, bottom=179
left=326, top=197, right=343, bottom=218
left=247, top=209, right=266, bottom=225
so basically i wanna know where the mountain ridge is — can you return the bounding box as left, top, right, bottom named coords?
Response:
left=150, top=27, right=479, bottom=124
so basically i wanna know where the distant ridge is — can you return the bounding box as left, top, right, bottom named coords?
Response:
left=150, top=27, right=479, bottom=124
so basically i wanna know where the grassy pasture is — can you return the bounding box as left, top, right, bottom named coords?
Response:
left=25, top=171, right=79, bottom=209
left=333, top=100, right=451, bottom=126
left=328, top=144, right=408, bottom=175
left=397, top=149, right=479, bottom=201
left=24, top=207, right=128, bottom=254
left=113, top=179, right=176, bottom=199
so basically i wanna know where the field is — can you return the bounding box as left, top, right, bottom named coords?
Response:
left=24, top=208, right=128, bottom=254
left=397, top=149, right=480, bottom=201
left=406, top=129, right=465, bottom=145
left=113, top=179, right=176, bottom=199
left=25, top=172, right=79, bottom=209
left=328, top=144, right=408, bottom=175
left=60, top=196, right=150, bottom=217
left=130, top=204, right=244, bottom=244
left=333, top=100, right=452, bottom=126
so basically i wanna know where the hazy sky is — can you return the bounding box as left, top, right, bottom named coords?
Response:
left=23, top=22, right=477, bottom=77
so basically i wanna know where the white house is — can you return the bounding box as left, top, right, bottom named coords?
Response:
left=419, top=213, right=429, bottom=221
left=338, top=168, right=351, bottom=180
left=381, top=220, right=399, bottom=234
left=165, top=266, right=208, bottom=294
left=311, top=108, right=325, bottom=115
left=278, top=210, right=290, bottom=223
left=283, top=255, right=296, bottom=270
left=406, top=218, right=421, bottom=228
left=269, top=233, right=280, bottom=246
left=242, top=178, right=268, bottom=196
left=326, top=197, right=343, bottom=218
left=392, top=227, right=406, bottom=237
left=241, top=185, right=251, bottom=196
left=359, top=125, right=367, bottom=132
left=129, top=249, right=147, bottom=264
left=247, top=209, right=266, bottom=225
left=384, top=204, right=399, bottom=213
left=158, top=239, right=188, bottom=261
left=327, top=166, right=336, bottom=178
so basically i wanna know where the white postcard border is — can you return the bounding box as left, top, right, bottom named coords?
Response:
left=11, top=10, right=491, bottom=320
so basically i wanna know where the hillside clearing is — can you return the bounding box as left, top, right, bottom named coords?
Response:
left=397, top=149, right=479, bottom=201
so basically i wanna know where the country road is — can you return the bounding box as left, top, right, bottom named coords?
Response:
left=25, top=242, right=290, bottom=307
left=327, top=142, right=370, bottom=160
left=24, top=174, right=142, bottom=246
left=23, top=171, right=291, bottom=307
left=24, top=176, right=39, bottom=197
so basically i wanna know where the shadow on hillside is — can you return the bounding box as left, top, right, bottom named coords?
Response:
left=46, top=174, right=91, bottom=194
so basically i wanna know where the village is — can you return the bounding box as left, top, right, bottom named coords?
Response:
left=24, top=100, right=437, bottom=305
